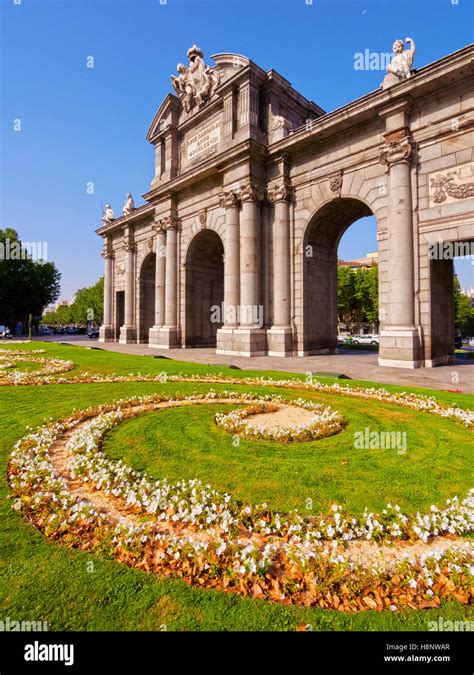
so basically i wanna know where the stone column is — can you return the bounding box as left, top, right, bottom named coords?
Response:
left=148, top=215, right=180, bottom=349
left=222, top=192, right=240, bottom=325
left=378, top=134, right=421, bottom=367
left=149, top=223, right=167, bottom=347
left=119, top=231, right=136, bottom=344
left=233, top=182, right=266, bottom=356
left=164, top=218, right=178, bottom=328
left=216, top=190, right=240, bottom=355
left=99, top=238, right=114, bottom=342
left=266, top=183, right=293, bottom=356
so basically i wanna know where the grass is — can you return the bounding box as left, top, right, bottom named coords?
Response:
left=103, top=400, right=473, bottom=514
left=0, top=342, right=473, bottom=631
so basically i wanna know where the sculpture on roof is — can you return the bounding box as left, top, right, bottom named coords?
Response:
left=101, top=204, right=115, bottom=225
left=381, top=37, right=416, bottom=88
left=171, top=45, right=220, bottom=113
left=122, top=193, right=135, bottom=216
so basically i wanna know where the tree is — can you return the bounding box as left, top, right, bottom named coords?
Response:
left=41, top=278, right=104, bottom=326
left=337, top=264, right=379, bottom=330
left=354, top=266, right=378, bottom=328
left=0, top=229, right=61, bottom=327
left=337, top=266, right=356, bottom=327
left=69, top=278, right=104, bottom=324
left=454, top=276, right=474, bottom=336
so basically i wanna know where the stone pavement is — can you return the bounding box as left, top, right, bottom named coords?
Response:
left=38, top=336, right=474, bottom=394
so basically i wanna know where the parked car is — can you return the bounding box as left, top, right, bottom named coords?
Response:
left=469, top=338, right=474, bottom=348
left=337, top=335, right=349, bottom=344
left=88, top=329, right=100, bottom=339
left=0, top=326, right=12, bottom=339
left=454, top=335, right=463, bottom=350
left=351, top=334, right=380, bottom=345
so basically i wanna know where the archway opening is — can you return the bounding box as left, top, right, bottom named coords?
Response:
left=185, top=229, right=224, bottom=347
left=139, top=253, right=156, bottom=343
left=429, top=240, right=474, bottom=364
left=303, top=198, right=377, bottom=354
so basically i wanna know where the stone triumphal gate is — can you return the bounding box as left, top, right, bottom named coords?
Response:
left=97, top=43, right=474, bottom=368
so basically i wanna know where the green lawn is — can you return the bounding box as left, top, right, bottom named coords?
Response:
left=0, top=342, right=473, bottom=631
left=103, top=400, right=473, bottom=514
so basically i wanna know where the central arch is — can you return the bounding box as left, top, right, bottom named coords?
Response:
left=302, top=197, right=376, bottom=354
left=185, top=229, right=224, bottom=347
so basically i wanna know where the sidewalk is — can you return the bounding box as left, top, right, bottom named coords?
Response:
left=38, top=336, right=474, bottom=394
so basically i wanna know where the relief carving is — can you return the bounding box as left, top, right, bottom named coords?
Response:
left=430, top=172, right=474, bottom=204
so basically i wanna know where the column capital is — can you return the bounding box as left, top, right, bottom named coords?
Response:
left=266, top=182, right=293, bottom=203
left=379, top=135, right=416, bottom=167
left=101, top=245, right=114, bottom=259
left=122, top=242, right=136, bottom=253
left=159, top=215, right=180, bottom=230
left=219, top=190, right=240, bottom=209
left=238, top=182, right=265, bottom=203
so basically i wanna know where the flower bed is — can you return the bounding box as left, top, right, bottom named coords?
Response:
left=0, top=353, right=74, bottom=384
left=0, top=350, right=470, bottom=430
left=214, top=399, right=345, bottom=442
left=8, top=391, right=473, bottom=612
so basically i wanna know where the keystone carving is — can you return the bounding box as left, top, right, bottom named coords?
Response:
left=329, top=172, right=343, bottom=196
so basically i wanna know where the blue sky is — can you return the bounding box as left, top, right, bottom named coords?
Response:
left=1, top=0, right=473, bottom=299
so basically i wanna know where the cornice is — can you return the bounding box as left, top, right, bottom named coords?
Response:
left=267, top=44, right=474, bottom=160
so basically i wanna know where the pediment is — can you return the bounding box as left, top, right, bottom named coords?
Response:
left=146, top=94, right=180, bottom=143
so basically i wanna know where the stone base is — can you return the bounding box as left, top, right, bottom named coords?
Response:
left=266, top=326, right=293, bottom=356
left=148, top=325, right=179, bottom=349
left=424, top=354, right=456, bottom=367
left=216, top=327, right=266, bottom=356
left=119, top=325, right=136, bottom=344
left=98, top=325, right=114, bottom=342
left=296, top=347, right=337, bottom=356
left=378, top=327, right=422, bottom=368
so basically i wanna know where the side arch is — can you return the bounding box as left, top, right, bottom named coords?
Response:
left=138, top=252, right=156, bottom=343
left=184, top=229, right=224, bottom=347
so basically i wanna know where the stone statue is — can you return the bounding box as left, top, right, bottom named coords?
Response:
left=382, top=37, right=416, bottom=88
left=122, top=192, right=135, bottom=216
left=101, top=204, right=115, bottom=225
left=170, top=45, right=220, bottom=113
